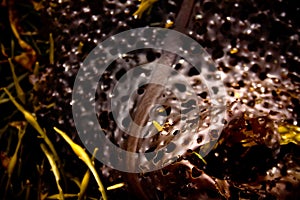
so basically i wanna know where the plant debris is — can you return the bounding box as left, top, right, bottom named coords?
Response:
left=0, top=0, right=299, bottom=199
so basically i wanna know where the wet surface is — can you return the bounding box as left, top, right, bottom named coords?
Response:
left=17, top=0, right=300, bottom=199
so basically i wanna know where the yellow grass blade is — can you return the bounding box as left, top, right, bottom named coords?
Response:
left=78, top=148, right=98, bottom=200
left=6, top=122, right=27, bottom=195
left=53, top=127, right=107, bottom=200
left=133, top=0, right=159, bottom=19
left=8, top=58, right=25, bottom=104
left=192, top=151, right=207, bottom=165
left=1, top=88, right=60, bottom=166
left=46, top=193, right=78, bottom=199
left=152, top=120, right=163, bottom=132
left=107, top=183, right=125, bottom=191
left=40, top=144, right=64, bottom=200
